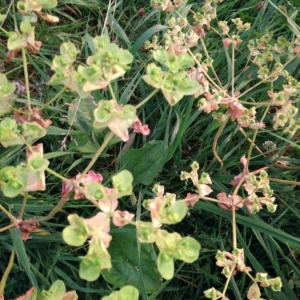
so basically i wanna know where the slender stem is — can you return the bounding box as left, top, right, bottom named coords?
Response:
left=199, top=37, right=223, bottom=88
left=24, top=198, right=67, bottom=224
left=108, top=82, right=117, bottom=102
left=22, top=48, right=32, bottom=112
left=135, top=88, right=160, bottom=110
left=39, top=86, right=67, bottom=110
left=246, top=104, right=270, bottom=169
left=276, top=129, right=300, bottom=158
left=198, top=196, right=234, bottom=206
left=212, top=116, right=229, bottom=167
left=0, top=205, right=16, bottom=222
left=188, top=49, right=225, bottom=93
left=231, top=46, right=235, bottom=96
left=269, top=177, right=300, bottom=186
left=221, top=265, right=236, bottom=297
left=79, top=131, right=115, bottom=181
left=46, top=167, right=71, bottom=183
left=18, top=192, right=28, bottom=219
left=273, top=163, right=300, bottom=170
left=246, top=129, right=258, bottom=170
left=238, top=127, right=263, bottom=154
left=0, top=223, right=15, bottom=233
left=0, top=249, right=15, bottom=294
left=238, top=100, right=271, bottom=106
left=232, top=207, right=237, bottom=249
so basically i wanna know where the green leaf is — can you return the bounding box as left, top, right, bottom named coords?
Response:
left=175, top=236, right=201, bottom=263
left=7, top=32, right=24, bottom=50
left=93, top=100, right=115, bottom=129
left=159, top=201, right=188, bottom=224
left=157, top=252, right=174, bottom=280
left=35, top=0, right=58, bottom=9
left=0, top=165, right=28, bottom=198
left=22, top=122, right=46, bottom=142
left=79, top=258, right=101, bottom=281
left=102, top=225, right=161, bottom=293
left=119, top=141, right=166, bottom=186
left=112, top=170, right=133, bottom=197
left=84, top=182, right=105, bottom=201
left=45, top=280, right=66, bottom=299
left=62, top=214, right=88, bottom=246
left=0, top=117, right=24, bottom=147
left=101, top=285, right=139, bottom=300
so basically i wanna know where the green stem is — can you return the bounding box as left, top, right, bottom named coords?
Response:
left=24, top=198, right=67, bottom=224
left=0, top=249, right=15, bottom=294
left=0, top=205, right=16, bottom=222
left=188, top=49, right=225, bottom=93
left=22, top=48, right=32, bottom=112
left=79, top=131, right=115, bottom=181
left=212, top=116, right=229, bottom=168
left=46, top=167, right=72, bottom=183
left=18, top=192, right=28, bottom=219
left=0, top=223, right=15, bottom=233
left=232, top=207, right=237, bottom=249
left=135, top=88, right=160, bottom=110
left=221, top=264, right=236, bottom=297
left=108, top=83, right=117, bottom=102
left=231, top=45, right=235, bottom=96
left=269, top=177, right=300, bottom=186
left=246, top=104, right=270, bottom=169
left=199, top=37, right=223, bottom=88
left=40, top=86, right=67, bottom=110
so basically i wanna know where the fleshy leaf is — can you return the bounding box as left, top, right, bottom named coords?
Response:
left=0, top=117, right=23, bottom=147
left=62, top=214, right=88, bottom=246
left=112, top=170, right=133, bottom=198
left=157, top=251, right=174, bottom=280
left=22, top=122, right=46, bottom=141
left=84, top=182, right=105, bottom=201
left=101, top=285, right=139, bottom=300
left=159, top=201, right=188, bottom=224
left=174, top=236, right=201, bottom=263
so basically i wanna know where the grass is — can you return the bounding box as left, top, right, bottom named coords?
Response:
left=0, top=0, right=300, bottom=299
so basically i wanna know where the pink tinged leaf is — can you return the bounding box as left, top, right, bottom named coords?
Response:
left=32, top=110, right=53, bottom=128
left=25, top=143, right=47, bottom=191
left=98, top=199, right=119, bottom=214
left=197, top=184, right=213, bottom=197
left=85, top=212, right=111, bottom=247
left=222, top=38, right=232, bottom=50
left=149, top=196, right=164, bottom=228
left=229, top=101, right=245, bottom=121
left=247, top=283, right=261, bottom=300
left=184, top=193, right=200, bottom=207
left=108, top=118, right=130, bottom=142
left=112, top=210, right=135, bottom=227
left=230, top=155, right=248, bottom=186
left=81, top=170, right=103, bottom=185
left=217, top=192, right=244, bottom=211
left=14, top=287, right=37, bottom=300
left=73, top=170, right=104, bottom=200
left=130, top=119, right=150, bottom=136
left=61, top=181, right=74, bottom=200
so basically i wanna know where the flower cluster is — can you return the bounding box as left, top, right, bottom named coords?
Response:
left=204, top=248, right=282, bottom=299
left=48, top=35, right=133, bottom=98
left=135, top=183, right=200, bottom=279
left=62, top=169, right=135, bottom=281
